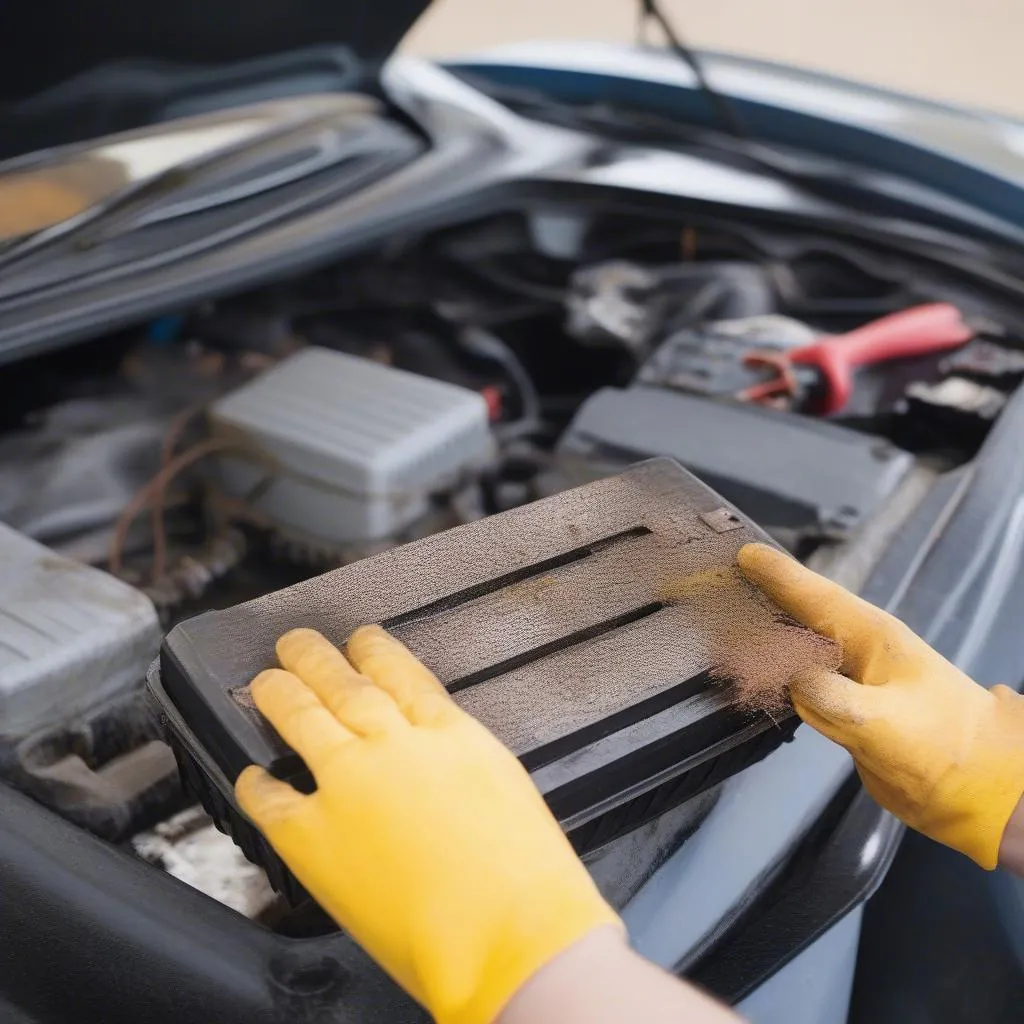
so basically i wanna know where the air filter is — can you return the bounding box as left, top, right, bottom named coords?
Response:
left=151, top=459, right=834, bottom=900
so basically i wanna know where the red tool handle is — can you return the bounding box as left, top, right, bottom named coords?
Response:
left=789, top=302, right=974, bottom=415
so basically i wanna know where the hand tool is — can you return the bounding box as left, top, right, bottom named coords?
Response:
left=635, top=314, right=818, bottom=395
left=740, top=302, right=974, bottom=414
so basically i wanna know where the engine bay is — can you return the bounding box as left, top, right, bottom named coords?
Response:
left=3, top=201, right=1024, bottom=925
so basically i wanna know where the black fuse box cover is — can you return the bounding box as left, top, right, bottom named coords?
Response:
left=151, top=459, right=803, bottom=899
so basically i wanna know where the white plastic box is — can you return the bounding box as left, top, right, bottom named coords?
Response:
left=0, top=522, right=161, bottom=738
left=209, top=347, right=494, bottom=544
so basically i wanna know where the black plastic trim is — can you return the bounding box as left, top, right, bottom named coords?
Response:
left=684, top=778, right=903, bottom=1004
left=0, top=780, right=426, bottom=1024
left=862, top=382, right=1024, bottom=688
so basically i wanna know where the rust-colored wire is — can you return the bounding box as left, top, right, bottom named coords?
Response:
left=159, top=403, right=205, bottom=470
left=108, top=437, right=239, bottom=580
left=150, top=402, right=208, bottom=582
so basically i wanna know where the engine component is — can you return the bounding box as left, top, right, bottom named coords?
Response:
left=635, top=304, right=973, bottom=414
left=0, top=522, right=160, bottom=739
left=208, top=347, right=494, bottom=545
left=143, top=527, right=249, bottom=621
left=940, top=338, right=1024, bottom=384
left=132, top=805, right=276, bottom=919
left=902, top=376, right=1008, bottom=447
left=564, top=261, right=774, bottom=356
left=0, top=397, right=167, bottom=560
left=635, top=316, right=817, bottom=396
left=732, top=303, right=974, bottom=413
left=565, top=261, right=665, bottom=353
left=559, top=388, right=913, bottom=538
left=898, top=336, right=1024, bottom=445
left=0, top=335, right=250, bottom=564
left=9, top=688, right=184, bottom=841
left=906, top=377, right=1007, bottom=421
left=151, top=458, right=842, bottom=900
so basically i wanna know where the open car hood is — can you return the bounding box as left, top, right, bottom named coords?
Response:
left=0, top=0, right=432, bottom=156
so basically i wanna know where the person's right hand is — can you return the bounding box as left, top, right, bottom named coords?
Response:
left=738, top=543, right=1024, bottom=869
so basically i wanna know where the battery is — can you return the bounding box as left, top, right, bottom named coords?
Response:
left=151, top=459, right=828, bottom=900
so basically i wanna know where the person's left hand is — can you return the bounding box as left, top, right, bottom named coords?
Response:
left=235, top=626, right=620, bottom=1024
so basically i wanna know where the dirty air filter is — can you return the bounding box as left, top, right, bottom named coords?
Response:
left=151, top=458, right=836, bottom=900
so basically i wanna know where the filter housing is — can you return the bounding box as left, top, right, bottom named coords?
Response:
left=209, top=346, right=494, bottom=544
left=152, top=459, right=825, bottom=900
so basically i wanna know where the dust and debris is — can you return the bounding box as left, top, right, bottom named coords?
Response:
left=659, top=560, right=842, bottom=718
left=231, top=683, right=257, bottom=711
left=185, top=463, right=841, bottom=759
left=132, top=805, right=276, bottom=918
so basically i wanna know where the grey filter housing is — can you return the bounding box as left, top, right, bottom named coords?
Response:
left=0, top=522, right=160, bottom=739
left=152, top=459, right=832, bottom=901
left=210, top=347, right=495, bottom=544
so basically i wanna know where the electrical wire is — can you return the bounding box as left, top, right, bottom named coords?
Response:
left=151, top=402, right=208, bottom=581
left=457, top=325, right=544, bottom=439
left=637, top=0, right=746, bottom=137
left=108, top=436, right=241, bottom=581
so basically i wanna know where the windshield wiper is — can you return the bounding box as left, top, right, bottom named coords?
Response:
left=636, top=0, right=746, bottom=137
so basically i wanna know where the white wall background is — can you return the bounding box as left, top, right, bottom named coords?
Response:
left=403, top=1, right=1024, bottom=118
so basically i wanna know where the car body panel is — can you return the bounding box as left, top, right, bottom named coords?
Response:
left=1, top=41, right=1022, bottom=1021
left=736, top=910, right=863, bottom=1024
left=449, top=41, right=1024, bottom=227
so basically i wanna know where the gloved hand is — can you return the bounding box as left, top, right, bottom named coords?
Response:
left=738, top=543, right=1024, bottom=869
left=235, top=626, right=620, bottom=1024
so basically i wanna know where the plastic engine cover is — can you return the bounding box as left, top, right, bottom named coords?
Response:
left=209, top=347, right=494, bottom=545
left=0, top=522, right=160, bottom=739
left=153, top=459, right=814, bottom=899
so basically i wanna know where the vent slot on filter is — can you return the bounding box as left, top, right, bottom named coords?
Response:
left=382, top=525, right=652, bottom=630
left=154, top=459, right=811, bottom=901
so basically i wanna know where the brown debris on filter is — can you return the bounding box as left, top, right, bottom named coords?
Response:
left=660, top=563, right=843, bottom=718
left=231, top=683, right=257, bottom=712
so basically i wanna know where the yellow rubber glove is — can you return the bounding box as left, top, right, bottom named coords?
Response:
left=738, top=543, right=1024, bottom=869
left=234, top=626, right=621, bottom=1024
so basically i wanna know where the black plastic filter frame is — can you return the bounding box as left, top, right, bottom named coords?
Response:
left=154, top=459, right=806, bottom=899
